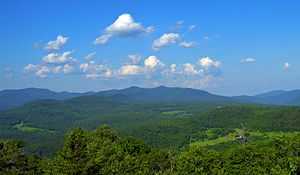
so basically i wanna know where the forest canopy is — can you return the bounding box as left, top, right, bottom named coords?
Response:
left=1, top=125, right=300, bottom=175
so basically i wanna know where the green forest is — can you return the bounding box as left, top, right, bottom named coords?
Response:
left=1, top=88, right=300, bottom=174
left=1, top=125, right=300, bottom=174
left=1, top=101, right=300, bottom=174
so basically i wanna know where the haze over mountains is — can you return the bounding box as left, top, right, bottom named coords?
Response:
left=1, top=86, right=300, bottom=111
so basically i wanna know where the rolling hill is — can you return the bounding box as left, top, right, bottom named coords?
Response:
left=2, top=86, right=300, bottom=155
left=0, top=88, right=93, bottom=111
left=96, top=86, right=235, bottom=103
left=2, top=86, right=300, bottom=112
left=233, top=90, right=300, bottom=106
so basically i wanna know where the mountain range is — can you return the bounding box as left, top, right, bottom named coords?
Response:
left=1, top=86, right=300, bottom=155
left=233, top=90, right=300, bottom=106
left=0, top=86, right=300, bottom=111
left=0, top=88, right=92, bottom=111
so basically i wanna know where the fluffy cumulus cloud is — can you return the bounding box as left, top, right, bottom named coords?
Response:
left=35, top=66, right=50, bottom=78
left=63, top=64, right=74, bottom=74
left=241, top=57, right=256, bottom=63
left=182, top=63, right=200, bottom=75
left=24, top=64, right=39, bottom=72
left=119, top=65, right=143, bottom=76
left=45, top=35, right=68, bottom=51
left=118, top=56, right=164, bottom=76
left=25, top=64, right=52, bottom=78
left=43, top=51, right=75, bottom=64
left=25, top=38, right=76, bottom=78
left=170, top=64, right=176, bottom=73
left=25, top=27, right=222, bottom=88
left=79, top=60, right=112, bottom=79
left=154, top=60, right=222, bottom=89
left=95, top=13, right=154, bottom=45
left=144, top=56, right=164, bottom=69
left=152, top=33, right=196, bottom=50
left=152, top=33, right=180, bottom=50
left=198, top=57, right=221, bottom=70
left=77, top=54, right=222, bottom=90
left=24, top=63, right=76, bottom=78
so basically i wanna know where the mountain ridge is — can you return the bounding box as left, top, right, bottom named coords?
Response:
left=1, top=86, right=300, bottom=111
left=0, top=88, right=93, bottom=111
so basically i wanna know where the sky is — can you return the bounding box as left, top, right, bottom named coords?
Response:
left=0, top=0, right=299, bottom=95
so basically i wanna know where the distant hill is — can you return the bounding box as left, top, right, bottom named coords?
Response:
left=0, top=86, right=236, bottom=111
left=2, top=86, right=300, bottom=112
left=233, top=90, right=300, bottom=106
left=96, top=86, right=235, bottom=103
left=0, top=88, right=91, bottom=111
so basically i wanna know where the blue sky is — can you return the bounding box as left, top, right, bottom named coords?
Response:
left=0, top=0, right=299, bottom=95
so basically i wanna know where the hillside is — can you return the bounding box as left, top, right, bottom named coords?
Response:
left=1, top=93, right=300, bottom=155
left=2, top=86, right=300, bottom=113
left=96, top=86, right=235, bottom=103
left=2, top=86, right=300, bottom=155
left=0, top=88, right=91, bottom=111
left=233, top=90, right=300, bottom=106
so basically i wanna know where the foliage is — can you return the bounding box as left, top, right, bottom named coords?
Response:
left=174, top=135, right=300, bottom=175
left=1, top=126, right=300, bottom=174
left=0, top=140, right=41, bottom=174
left=41, top=126, right=171, bottom=175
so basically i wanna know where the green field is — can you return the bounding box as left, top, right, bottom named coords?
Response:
left=13, top=122, right=56, bottom=134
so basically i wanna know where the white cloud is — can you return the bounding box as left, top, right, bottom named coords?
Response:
left=79, top=61, right=113, bottom=79
left=198, top=57, right=221, bottom=70
left=95, top=13, right=154, bottom=45
left=85, top=52, right=96, bottom=61
left=94, top=34, right=113, bottom=45
left=63, top=64, right=74, bottom=74
left=45, top=35, right=68, bottom=51
left=24, top=63, right=75, bottom=78
left=144, top=56, right=163, bottom=69
left=119, top=65, right=143, bottom=76
left=284, top=62, right=290, bottom=70
left=152, top=33, right=180, bottom=50
left=24, top=64, right=39, bottom=72
left=170, top=64, right=176, bottom=73
left=35, top=66, right=50, bottom=78
left=80, top=61, right=104, bottom=73
left=183, top=63, right=199, bottom=75
left=25, top=37, right=77, bottom=78
left=241, top=57, right=256, bottom=63
left=25, top=56, right=76, bottom=78
left=43, top=51, right=75, bottom=64
left=179, top=41, right=196, bottom=48
left=103, top=69, right=113, bottom=77
left=84, top=69, right=112, bottom=79
left=52, top=66, right=62, bottom=74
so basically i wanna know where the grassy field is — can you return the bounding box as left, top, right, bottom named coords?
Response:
left=13, top=122, right=55, bottom=133
left=190, top=128, right=300, bottom=149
